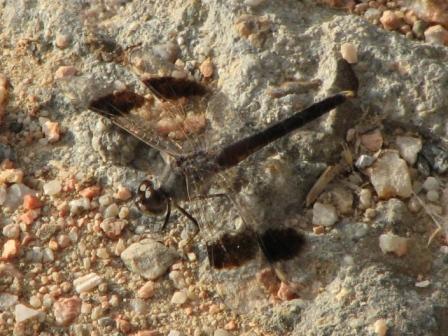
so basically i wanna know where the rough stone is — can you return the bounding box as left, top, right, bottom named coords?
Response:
left=121, top=239, right=179, bottom=280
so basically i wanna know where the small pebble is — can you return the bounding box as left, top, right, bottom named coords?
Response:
left=407, top=196, right=421, bottom=213
left=355, top=154, right=375, bottom=169
left=54, top=65, right=77, bottom=79
left=422, top=176, right=439, bottom=191
left=340, top=42, right=358, bottom=64
left=380, top=10, right=402, bottom=30
left=169, top=270, right=187, bottom=289
left=359, top=188, right=372, bottom=209
left=53, top=296, right=81, bottom=326
left=104, top=203, right=119, bottom=218
left=23, top=194, right=42, bottom=210
left=426, top=190, right=439, bottom=202
left=98, top=195, right=113, bottom=207
left=43, top=180, right=62, bottom=196
left=373, top=318, right=388, bottom=336
left=137, top=281, right=156, bottom=299
left=424, top=24, right=448, bottom=45
left=55, top=33, right=71, bottom=49
left=73, top=273, right=102, bottom=293
left=277, top=282, right=298, bottom=301
left=415, top=280, right=430, bottom=288
left=361, top=129, right=383, bottom=152
left=379, top=232, right=408, bottom=256
left=395, top=136, right=422, bottom=165
left=171, top=290, right=188, bottom=305
left=14, top=304, right=40, bottom=322
left=312, top=202, right=338, bottom=227
left=130, top=299, right=148, bottom=314
left=38, top=117, right=61, bottom=143
left=100, top=219, right=127, bottom=239
left=199, top=58, right=214, bottom=78
left=2, top=223, right=20, bottom=239
left=69, top=197, right=90, bottom=215
left=91, top=306, right=103, bottom=320
left=168, top=330, right=182, bottom=336
left=2, top=239, right=20, bottom=260
left=79, top=186, right=101, bottom=199
left=114, top=186, right=132, bottom=201
left=369, top=151, right=412, bottom=199
left=29, top=295, right=41, bottom=309
left=118, top=206, right=129, bottom=219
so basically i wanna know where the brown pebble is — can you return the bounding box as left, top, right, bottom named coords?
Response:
left=360, top=129, right=383, bottom=152
left=55, top=33, right=71, bottom=49
left=380, top=10, right=402, bottom=30
left=199, top=58, right=214, bottom=78
left=55, top=65, right=77, bottom=79
left=53, top=296, right=81, bottom=326
left=114, top=186, right=132, bottom=201
left=116, top=317, right=132, bottom=333
left=313, top=225, right=325, bottom=235
left=224, top=320, right=238, bottom=331
left=1, top=239, right=20, bottom=260
left=277, top=282, right=298, bottom=301
left=137, top=281, right=156, bottom=299
left=79, top=185, right=101, bottom=199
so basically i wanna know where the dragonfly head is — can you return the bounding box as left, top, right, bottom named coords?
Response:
left=136, top=179, right=168, bottom=215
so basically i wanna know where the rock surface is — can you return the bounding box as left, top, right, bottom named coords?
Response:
left=0, top=1, right=447, bottom=335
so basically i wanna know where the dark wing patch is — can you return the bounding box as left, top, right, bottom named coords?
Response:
left=88, top=90, right=181, bottom=156
left=259, top=228, right=306, bottom=263
left=206, top=229, right=259, bottom=269
left=143, top=76, right=208, bottom=100
left=88, top=90, right=146, bottom=116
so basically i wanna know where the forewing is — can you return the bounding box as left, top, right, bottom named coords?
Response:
left=143, top=76, right=208, bottom=100
left=88, top=90, right=182, bottom=156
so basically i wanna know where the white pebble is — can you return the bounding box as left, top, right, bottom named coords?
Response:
left=369, top=151, right=412, bottom=199
left=29, top=295, right=42, bottom=308
left=379, top=232, right=408, bottom=257
left=169, top=270, right=186, bottom=289
left=424, top=25, right=448, bottom=46
left=407, top=196, right=421, bottom=213
left=43, top=180, right=62, bottom=196
left=2, top=223, right=20, bottom=238
left=98, top=195, right=113, bottom=207
left=171, top=290, right=188, bottom=305
left=312, top=202, right=338, bottom=227
left=340, top=42, right=358, bottom=64
left=73, top=273, right=102, bottom=293
left=426, top=190, right=439, bottom=202
left=14, top=304, right=40, bottom=322
left=422, top=176, right=439, bottom=191
left=103, top=203, right=119, bottom=218
left=359, top=189, right=372, bottom=209
left=395, top=136, right=422, bottom=165
left=168, top=330, right=182, bottom=336
left=415, top=280, right=430, bottom=288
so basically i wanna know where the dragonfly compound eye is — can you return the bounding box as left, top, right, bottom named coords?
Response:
left=136, top=180, right=168, bottom=215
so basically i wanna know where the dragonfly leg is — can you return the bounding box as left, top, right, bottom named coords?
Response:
left=194, top=193, right=231, bottom=202
left=174, top=202, right=200, bottom=238
left=160, top=199, right=172, bottom=231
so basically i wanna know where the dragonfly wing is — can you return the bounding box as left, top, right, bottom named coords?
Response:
left=88, top=90, right=182, bottom=156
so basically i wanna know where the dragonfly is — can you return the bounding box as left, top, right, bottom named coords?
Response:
left=88, top=75, right=355, bottom=312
